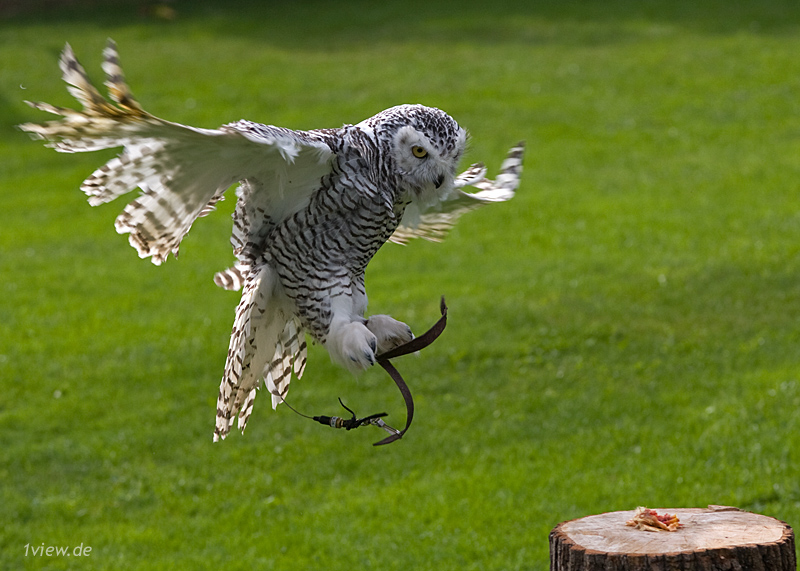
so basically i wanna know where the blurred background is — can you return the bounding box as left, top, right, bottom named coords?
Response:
left=2, top=1, right=800, bottom=569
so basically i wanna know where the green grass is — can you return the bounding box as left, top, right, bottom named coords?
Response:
left=3, top=1, right=800, bottom=569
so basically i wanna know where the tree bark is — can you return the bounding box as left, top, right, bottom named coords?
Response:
left=550, top=506, right=795, bottom=571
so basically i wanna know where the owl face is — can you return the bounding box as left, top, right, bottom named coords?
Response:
left=361, top=105, right=467, bottom=205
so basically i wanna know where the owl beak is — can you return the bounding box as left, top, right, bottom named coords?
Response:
left=434, top=174, right=445, bottom=189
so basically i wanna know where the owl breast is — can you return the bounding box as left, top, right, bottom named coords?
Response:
left=264, top=142, right=405, bottom=343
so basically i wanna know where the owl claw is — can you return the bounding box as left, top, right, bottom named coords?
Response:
left=351, top=347, right=375, bottom=367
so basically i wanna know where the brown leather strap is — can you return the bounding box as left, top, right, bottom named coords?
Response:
left=377, top=296, right=449, bottom=360
left=373, top=297, right=448, bottom=446
left=288, top=298, right=448, bottom=445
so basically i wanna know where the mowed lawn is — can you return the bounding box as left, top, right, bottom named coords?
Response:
left=2, top=1, right=800, bottom=569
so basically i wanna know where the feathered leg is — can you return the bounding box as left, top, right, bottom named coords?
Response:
left=323, top=279, right=412, bottom=372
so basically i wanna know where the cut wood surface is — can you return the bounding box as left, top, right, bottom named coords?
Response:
left=550, top=506, right=796, bottom=570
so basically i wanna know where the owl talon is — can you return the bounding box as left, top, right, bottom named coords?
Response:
left=351, top=349, right=375, bottom=366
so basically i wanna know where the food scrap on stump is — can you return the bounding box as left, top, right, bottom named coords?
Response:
left=625, top=507, right=682, bottom=532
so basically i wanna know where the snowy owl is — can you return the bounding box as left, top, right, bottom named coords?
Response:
left=20, top=40, right=524, bottom=441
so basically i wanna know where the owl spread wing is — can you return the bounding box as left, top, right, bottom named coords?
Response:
left=18, top=40, right=334, bottom=265
left=22, top=40, right=525, bottom=443
left=389, top=142, right=525, bottom=245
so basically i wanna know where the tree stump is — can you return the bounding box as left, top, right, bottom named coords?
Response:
left=550, top=506, right=796, bottom=571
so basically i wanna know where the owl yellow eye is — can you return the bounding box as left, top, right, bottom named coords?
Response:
left=411, top=145, right=428, bottom=158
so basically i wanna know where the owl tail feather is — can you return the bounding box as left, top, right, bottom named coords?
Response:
left=214, top=265, right=307, bottom=442
left=213, top=262, right=248, bottom=291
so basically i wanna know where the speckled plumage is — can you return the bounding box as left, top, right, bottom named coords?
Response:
left=20, top=40, right=524, bottom=441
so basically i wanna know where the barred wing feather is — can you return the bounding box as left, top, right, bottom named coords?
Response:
left=19, top=40, right=333, bottom=265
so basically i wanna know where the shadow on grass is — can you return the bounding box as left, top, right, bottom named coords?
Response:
left=3, top=0, right=800, bottom=46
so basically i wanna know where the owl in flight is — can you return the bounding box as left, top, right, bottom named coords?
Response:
left=20, top=41, right=524, bottom=441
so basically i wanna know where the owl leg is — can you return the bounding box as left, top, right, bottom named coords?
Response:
left=365, top=315, right=414, bottom=355
left=325, top=286, right=380, bottom=374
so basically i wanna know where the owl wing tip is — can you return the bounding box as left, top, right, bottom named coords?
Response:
left=101, top=38, right=145, bottom=112
left=389, top=140, right=523, bottom=243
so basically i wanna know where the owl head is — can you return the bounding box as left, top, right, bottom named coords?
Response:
left=360, top=104, right=467, bottom=206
